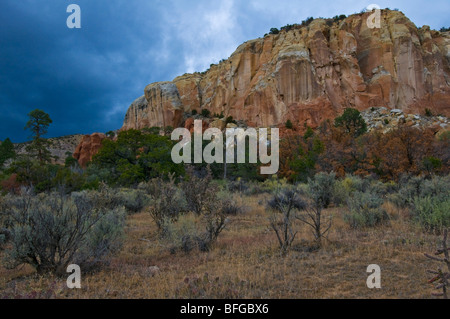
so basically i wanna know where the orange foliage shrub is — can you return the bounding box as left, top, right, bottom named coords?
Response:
left=279, top=121, right=448, bottom=182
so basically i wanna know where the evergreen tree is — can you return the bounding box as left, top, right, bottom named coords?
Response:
left=334, top=108, right=367, bottom=137
left=24, top=109, right=53, bottom=164
left=0, top=138, right=16, bottom=167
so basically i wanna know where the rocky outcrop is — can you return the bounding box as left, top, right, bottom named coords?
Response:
left=73, top=133, right=106, bottom=168
left=122, top=10, right=450, bottom=132
left=361, top=107, right=449, bottom=133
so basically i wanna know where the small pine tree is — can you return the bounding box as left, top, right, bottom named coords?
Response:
left=285, top=120, right=293, bottom=130
left=226, top=116, right=237, bottom=125
left=269, top=28, right=280, bottom=35
left=24, top=109, right=53, bottom=165
left=304, top=127, right=314, bottom=140
left=334, top=108, right=367, bottom=137
left=201, top=109, right=211, bottom=118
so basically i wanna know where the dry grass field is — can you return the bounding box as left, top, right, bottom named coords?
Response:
left=0, top=193, right=443, bottom=299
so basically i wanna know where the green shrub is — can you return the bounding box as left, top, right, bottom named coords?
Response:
left=301, top=17, right=314, bottom=26
left=334, top=108, right=367, bottom=137
left=412, top=197, right=450, bottom=233
left=161, top=214, right=199, bottom=253
left=307, top=172, right=336, bottom=208
left=303, top=127, right=314, bottom=140
left=332, top=14, right=346, bottom=22
left=391, top=175, right=450, bottom=209
left=345, top=192, right=389, bottom=229
left=422, top=157, right=443, bottom=174
left=92, top=129, right=184, bottom=186
left=225, top=116, right=237, bottom=125
left=242, top=181, right=266, bottom=195
left=280, top=24, right=298, bottom=32
left=201, top=109, right=211, bottom=118
left=419, top=175, right=450, bottom=201
left=269, top=28, right=279, bottom=34
left=115, top=189, right=150, bottom=214
left=334, top=176, right=364, bottom=206
left=1, top=190, right=125, bottom=275
left=259, top=176, right=289, bottom=193
left=213, top=112, right=225, bottom=119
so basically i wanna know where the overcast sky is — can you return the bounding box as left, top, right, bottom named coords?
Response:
left=1, top=0, right=449, bottom=142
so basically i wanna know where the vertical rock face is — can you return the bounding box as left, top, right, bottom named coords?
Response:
left=73, top=133, right=106, bottom=168
left=122, top=10, right=450, bottom=131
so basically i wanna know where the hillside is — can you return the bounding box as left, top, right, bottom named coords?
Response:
left=14, top=134, right=84, bottom=165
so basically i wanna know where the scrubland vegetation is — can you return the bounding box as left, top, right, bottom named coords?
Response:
left=0, top=108, right=448, bottom=299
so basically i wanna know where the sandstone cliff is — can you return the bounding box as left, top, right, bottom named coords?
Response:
left=73, top=133, right=107, bottom=168
left=122, top=10, right=450, bottom=131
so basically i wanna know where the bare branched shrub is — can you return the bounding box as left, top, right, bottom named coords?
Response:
left=425, top=229, right=450, bottom=299
left=146, top=173, right=184, bottom=237
left=1, top=189, right=125, bottom=275
left=200, top=199, right=229, bottom=251
left=181, top=185, right=231, bottom=252
left=296, top=200, right=332, bottom=247
left=181, top=166, right=216, bottom=215
left=158, top=170, right=233, bottom=253
left=296, top=173, right=335, bottom=246
left=268, top=187, right=306, bottom=255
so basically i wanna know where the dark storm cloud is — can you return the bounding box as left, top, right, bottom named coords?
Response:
left=0, top=0, right=179, bottom=142
left=1, top=0, right=448, bottom=143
